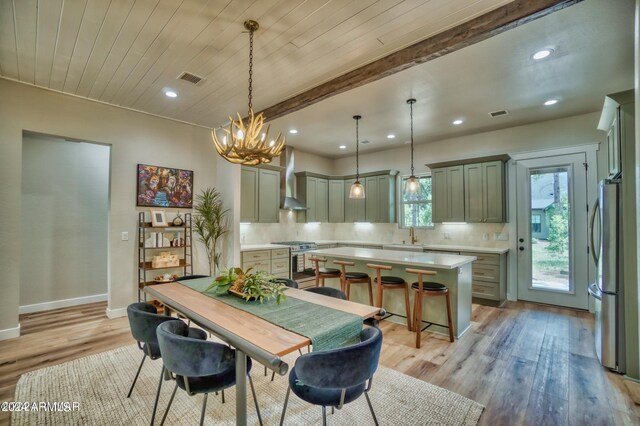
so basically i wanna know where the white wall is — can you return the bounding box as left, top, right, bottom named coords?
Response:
left=0, top=78, right=223, bottom=335
left=21, top=134, right=109, bottom=308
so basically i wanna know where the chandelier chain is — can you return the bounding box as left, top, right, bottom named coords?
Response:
left=247, top=26, right=254, bottom=114
left=410, top=100, right=414, bottom=176
left=355, top=117, right=360, bottom=180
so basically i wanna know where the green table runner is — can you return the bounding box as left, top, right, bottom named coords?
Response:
left=177, top=277, right=363, bottom=351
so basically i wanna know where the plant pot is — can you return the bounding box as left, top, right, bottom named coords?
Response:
left=228, top=289, right=256, bottom=301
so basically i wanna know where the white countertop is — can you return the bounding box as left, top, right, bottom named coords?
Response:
left=422, top=244, right=509, bottom=254
left=240, top=244, right=290, bottom=251
left=309, top=247, right=476, bottom=270
left=314, top=240, right=508, bottom=254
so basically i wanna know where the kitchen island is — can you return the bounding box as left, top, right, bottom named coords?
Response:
left=309, top=247, right=476, bottom=338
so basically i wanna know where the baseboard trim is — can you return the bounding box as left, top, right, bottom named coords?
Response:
left=106, top=307, right=127, bottom=319
left=0, top=324, right=21, bottom=341
left=19, top=293, right=108, bottom=314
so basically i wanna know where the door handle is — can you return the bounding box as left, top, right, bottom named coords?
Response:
left=589, top=199, right=600, bottom=266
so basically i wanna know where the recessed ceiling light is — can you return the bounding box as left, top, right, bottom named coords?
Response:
left=387, top=134, right=396, bottom=139
left=165, top=90, right=177, bottom=98
left=532, top=49, right=553, bottom=60
left=339, top=145, right=347, bottom=149
left=544, top=99, right=558, bottom=106
left=289, top=129, right=298, bottom=134
left=452, top=119, right=464, bottom=125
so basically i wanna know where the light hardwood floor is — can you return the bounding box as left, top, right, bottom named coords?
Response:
left=1, top=301, right=639, bottom=425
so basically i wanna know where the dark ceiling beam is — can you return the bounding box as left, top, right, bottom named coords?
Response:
left=257, top=0, right=583, bottom=122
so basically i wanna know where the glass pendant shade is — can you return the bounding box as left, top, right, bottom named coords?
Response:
left=349, top=115, right=365, bottom=199
left=349, top=180, right=365, bottom=199
left=405, top=175, right=419, bottom=193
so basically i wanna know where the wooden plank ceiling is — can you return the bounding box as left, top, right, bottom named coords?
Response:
left=0, top=0, right=516, bottom=128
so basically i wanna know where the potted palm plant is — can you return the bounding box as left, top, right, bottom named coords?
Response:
left=193, top=188, right=229, bottom=276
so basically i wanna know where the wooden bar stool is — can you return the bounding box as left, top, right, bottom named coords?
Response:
left=334, top=260, right=373, bottom=305
left=308, top=257, right=341, bottom=287
left=366, top=263, right=412, bottom=331
left=406, top=268, right=454, bottom=348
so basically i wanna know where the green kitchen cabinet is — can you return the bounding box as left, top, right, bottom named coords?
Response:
left=295, top=174, right=329, bottom=222
left=257, top=168, right=280, bottom=223
left=240, top=167, right=259, bottom=222
left=431, top=166, right=464, bottom=223
left=464, top=161, right=505, bottom=223
left=328, top=179, right=345, bottom=222
left=240, top=165, right=281, bottom=223
left=365, top=176, right=379, bottom=222
left=344, top=178, right=366, bottom=222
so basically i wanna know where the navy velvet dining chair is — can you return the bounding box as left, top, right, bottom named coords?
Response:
left=156, top=320, right=263, bottom=426
left=279, top=326, right=383, bottom=426
left=304, top=286, right=347, bottom=299
left=126, top=303, right=207, bottom=425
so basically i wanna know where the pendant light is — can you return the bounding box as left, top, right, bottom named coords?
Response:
left=211, top=20, right=285, bottom=166
left=349, top=115, right=365, bottom=199
left=404, top=98, right=419, bottom=194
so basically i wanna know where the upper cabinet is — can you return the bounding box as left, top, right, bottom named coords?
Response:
left=328, top=179, right=345, bottom=223
left=240, top=165, right=282, bottom=223
left=344, top=178, right=366, bottom=222
left=429, top=156, right=508, bottom=223
left=432, top=166, right=465, bottom=223
left=297, top=170, right=397, bottom=223
left=296, top=175, right=329, bottom=223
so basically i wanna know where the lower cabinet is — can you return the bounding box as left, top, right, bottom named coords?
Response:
left=460, top=251, right=507, bottom=305
left=241, top=248, right=291, bottom=279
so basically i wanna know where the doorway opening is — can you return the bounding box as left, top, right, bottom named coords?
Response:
left=20, top=132, right=110, bottom=314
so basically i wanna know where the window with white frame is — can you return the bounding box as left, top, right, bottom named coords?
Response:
left=400, top=174, right=433, bottom=228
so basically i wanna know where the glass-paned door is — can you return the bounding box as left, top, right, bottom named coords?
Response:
left=516, top=154, right=589, bottom=309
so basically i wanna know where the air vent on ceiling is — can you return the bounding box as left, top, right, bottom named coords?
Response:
left=489, top=109, right=509, bottom=118
left=177, top=71, right=204, bottom=85
left=360, top=140, right=370, bottom=145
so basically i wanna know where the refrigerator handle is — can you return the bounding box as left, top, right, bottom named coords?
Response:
left=589, top=198, right=600, bottom=266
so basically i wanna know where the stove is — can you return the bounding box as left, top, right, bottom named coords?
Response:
left=271, top=241, right=318, bottom=280
left=272, top=241, right=318, bottom=253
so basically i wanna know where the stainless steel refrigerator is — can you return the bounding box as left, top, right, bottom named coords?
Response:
left=588, top=179, right=625, bottom=373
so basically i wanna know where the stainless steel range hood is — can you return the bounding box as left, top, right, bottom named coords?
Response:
left=280, top=146, right=308, bottom=210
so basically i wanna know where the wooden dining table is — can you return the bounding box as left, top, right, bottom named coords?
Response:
left=144, top=282, right=381, bottom=426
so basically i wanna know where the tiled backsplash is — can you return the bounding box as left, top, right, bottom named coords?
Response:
left=240, top=212, right=510, bottom=248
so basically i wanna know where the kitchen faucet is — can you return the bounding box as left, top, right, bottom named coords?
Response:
left=409, top=227, right=418, bottom=244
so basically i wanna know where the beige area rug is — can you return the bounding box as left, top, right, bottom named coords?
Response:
left=13, top=345, right=483, bottom=425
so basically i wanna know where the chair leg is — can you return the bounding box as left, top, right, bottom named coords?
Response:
left=364, top=392, right=380, bottom=426
left=279, top=386, right=291, bottom=426
left=345, top=280, right=351, bottom=300
left=127, top=354, right=146, bottom=398
left=221, top=389, right=225, bottom=404
left=445, top=291, right=455, bottom=342
left=403, top=284, right=412, bottom=332
left=150, top=366, right=165, bottom=426
left=413, top=291, right=419, bottom=333
left=367, top=278, right=374, bottom=305
left=271, top=370, right=276, bottom=381
left=200, top=393, right=209, bottom=426
left=159, top=382, right=178, bottom=426
left=322, top=406, right=327, bottom=426
left=415, top=292, right=423, bottom=349
left=248, top=375, right=263, bottom=426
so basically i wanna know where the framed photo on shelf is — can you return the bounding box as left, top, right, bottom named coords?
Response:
left=137, top=164, right=194, bottom=208
left=151, top=210, right=168, bottom=227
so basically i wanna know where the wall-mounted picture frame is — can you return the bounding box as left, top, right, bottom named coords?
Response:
left=137, top=164, right=194, bottom=208
left=151, top=210, right=168, bottom=227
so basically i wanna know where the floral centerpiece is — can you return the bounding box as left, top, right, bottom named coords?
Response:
left=203, top=267, right=288, bottom=304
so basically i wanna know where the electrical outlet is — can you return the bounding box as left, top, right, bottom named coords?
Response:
left=443, top=232, right=451, bottom=239
left=121, top=232, right=129, bottom=241
left=494, top=233, right=509, bottom=241
left=482, top=233, right=489, bottom=241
